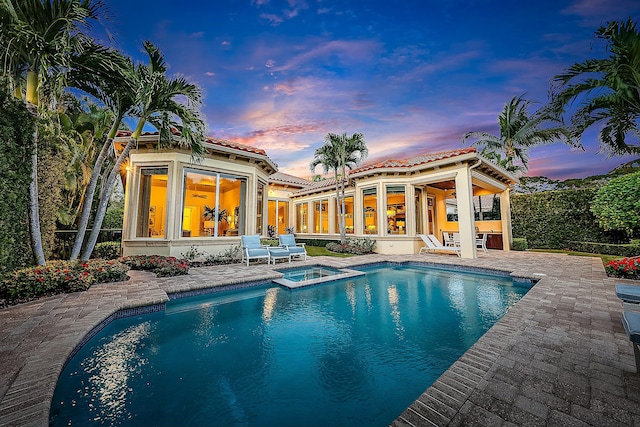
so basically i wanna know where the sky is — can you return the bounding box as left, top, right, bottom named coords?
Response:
left=97, top=0, right=640, bottom=180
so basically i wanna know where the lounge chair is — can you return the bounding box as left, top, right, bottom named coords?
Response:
left=268, top=246, right=292, bottom=264
left=622, top=310, right=640, bottom=372
left=240, top=235, right=270, bottom=266
left=279, top=234, right=307, bottom=261
left=616, top=284, right=640, bottom=303
left=418, top=234, right=461, bottom=256
left=476, top=233, right=488, bottom=252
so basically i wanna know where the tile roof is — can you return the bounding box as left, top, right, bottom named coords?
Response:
left=269, top=172, right=312, bottom=187
left=350, top=147, right=477, bottom=174
left=114, top=130, right=268, bottom=156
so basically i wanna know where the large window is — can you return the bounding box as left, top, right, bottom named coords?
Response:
left=182, top=170, right=246, bottom=238
left=313, top=200, right=329, bottom=233
left=362, top=187, right=377, bottom=235
left=386, top=186, right=406, bottom=235
left=268, top=200, right=289, bottom=235
left=334, top=196, right=354, bottom=234
left=474, top=195, right=501, bottom=220
left=256, top=183, right=264, bottom=235
left=296, top=203, right=307, bottom=233
left=136, top=167, right=168, bottom=238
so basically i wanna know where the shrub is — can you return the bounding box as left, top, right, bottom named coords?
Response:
left=203, top=246, right=241, bottom=265
left=326, top=237, right=376, bottom=255
left=566, top=241, right=640, bottom=257
left=0, top=86, right=34, bottom=274
left=120, top=255, right=190, bottom=277
left=0, top=259, right=130, bottom=306
left=511, top=189, right=618, bottom=249
left=93, top=241, right=121, bottom=260
left=512, top=238, right=528, bottom=251
left=591, top=171, right=640, bottom=237
left=260, top=238, right=279, bottom=247
left=605, top=256, right=640, bottom=280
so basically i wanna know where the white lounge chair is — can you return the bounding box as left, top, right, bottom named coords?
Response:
left=279, top=234, right=307, bottom=261
left=240, top=235, right=270, bottom=266
left=476, top=233, right=488, bottom=252
left=418, top=234, right=461, bottom=256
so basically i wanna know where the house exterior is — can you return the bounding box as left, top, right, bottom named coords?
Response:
left=115, top=133, right=517, bottom=259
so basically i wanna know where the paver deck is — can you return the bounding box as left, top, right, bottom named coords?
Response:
left=1, top=251, right=639, bottom=426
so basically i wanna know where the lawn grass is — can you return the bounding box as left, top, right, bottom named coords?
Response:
left=528, top=249, right=622, bottom=266
left=305, top=245, right=355, bottom=258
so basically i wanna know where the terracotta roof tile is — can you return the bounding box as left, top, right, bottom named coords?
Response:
left=113, top=131, right=268, bottom=156
left=351, top=147, right=476, bottom=174
left=269, top=172, right=312, bottom=187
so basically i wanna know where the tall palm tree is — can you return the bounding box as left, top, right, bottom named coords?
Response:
left=548, top=19, right=640, bottom=156
left=67, top=47, right=137, bottom=260
left=310, top=132, right=367, bottom=244
left=57, top=96, right=114, bottom=228
left=0, top=0, right=106, bottom=265
left=463, top=95, right=578, bottom=172
left=80, top=41, right=207, bottom=260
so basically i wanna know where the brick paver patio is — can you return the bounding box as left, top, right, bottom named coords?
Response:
left=0, top=251, right=639, bottom=426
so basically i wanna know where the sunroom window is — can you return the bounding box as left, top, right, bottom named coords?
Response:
left=136, top=167, right=168, bottom=238
left=181, top=170, right=246, bottom=237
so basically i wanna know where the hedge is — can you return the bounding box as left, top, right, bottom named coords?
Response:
left=0, top=86, right=34, bottom=275
left=511, top=189, right=618, bottom=249
left=566, top=241, right=640, bottom=257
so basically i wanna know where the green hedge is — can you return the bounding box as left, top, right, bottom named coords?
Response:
left=293, top=238, right=341, bottom=247
left=567, top=241, right=640, bottom=257
left=0, top=87, right=35, bottom=275
left=512, top=238, right=528, bottom=251
left=511, top=189, right=616, bottom=249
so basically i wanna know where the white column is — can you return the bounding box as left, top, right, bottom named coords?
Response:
left=500, top=189, right=512, bottom=251
left=455, top=167, right=477, bottom=259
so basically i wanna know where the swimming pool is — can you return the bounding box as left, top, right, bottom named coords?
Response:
left=50, top=263, right=532, bottom=426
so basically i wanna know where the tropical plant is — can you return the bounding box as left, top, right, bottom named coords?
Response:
left=0, top=0, right=108, bottom=265
left=67, top=47, right=137, bottom=260
left=310, top=132, right=368, bottom=244
left=463, top=95, right=578, bottom=172
left=590, top=171, right=640, bottom=237
left=79, top=41, right=207, bottom=261
left=0, top=84, right=34, bottom=274
left=548, top=19, right=640, bottom=157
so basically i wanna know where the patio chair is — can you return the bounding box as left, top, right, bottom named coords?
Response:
left=615, top=284, right=640, bottom=312
left=442, top=232, right=455, bottom=247
left=279, top=234, right=307, bottom=261
left=622, top=310, right=640, bottom=372
left=476, top=233, right=488, bottom=252
left=268, top=246, right=292, bottom=264
left=240, top=235, right=270, bottom=266
left=418, top=234, right=461, bottom=256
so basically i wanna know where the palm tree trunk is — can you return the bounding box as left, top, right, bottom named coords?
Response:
left=28, top=123, right=46, bottom=265
left=69, top=135, right=115, bottom=260
left=80, top=137, right=134, bottom=260
left=340, top=177, right=347, bottom=244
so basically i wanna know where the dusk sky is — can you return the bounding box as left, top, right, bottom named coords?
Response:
left=99, top=0, right=640, bottom=180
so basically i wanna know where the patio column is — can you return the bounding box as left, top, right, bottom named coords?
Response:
left=455, top=167, right=477, bottom=259
left=500, top=189, right=512, bottom=251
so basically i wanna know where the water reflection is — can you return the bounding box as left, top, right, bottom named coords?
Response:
left=262, top=287, right=279, bottom=323
left=80, top=322, right=151, bottom=423
left=387, top=284, right=405, bottom=339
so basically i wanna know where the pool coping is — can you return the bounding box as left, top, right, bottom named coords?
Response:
left=1, top=252, right=639, bottom=426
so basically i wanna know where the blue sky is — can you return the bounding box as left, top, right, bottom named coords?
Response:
left=99, top=0, right=640, bottom=180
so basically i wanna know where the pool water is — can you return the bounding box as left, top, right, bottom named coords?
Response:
left=50, top=264, right=532, bottom=427
left=278, top=265, right=343, bottom=282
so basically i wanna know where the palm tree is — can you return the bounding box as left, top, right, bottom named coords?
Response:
left=0, top=0, right=106, bottom=265
left=463, top=95, right=578, bottom=172
left=79, top=41, right=207, bottom=260
left=310, top=132, right=368, bottom=244
left=548, top=19, right=640, bottom=156
left=57, top=96, right=114, bottom=228
left=67, top=47, right=138, bottom=260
